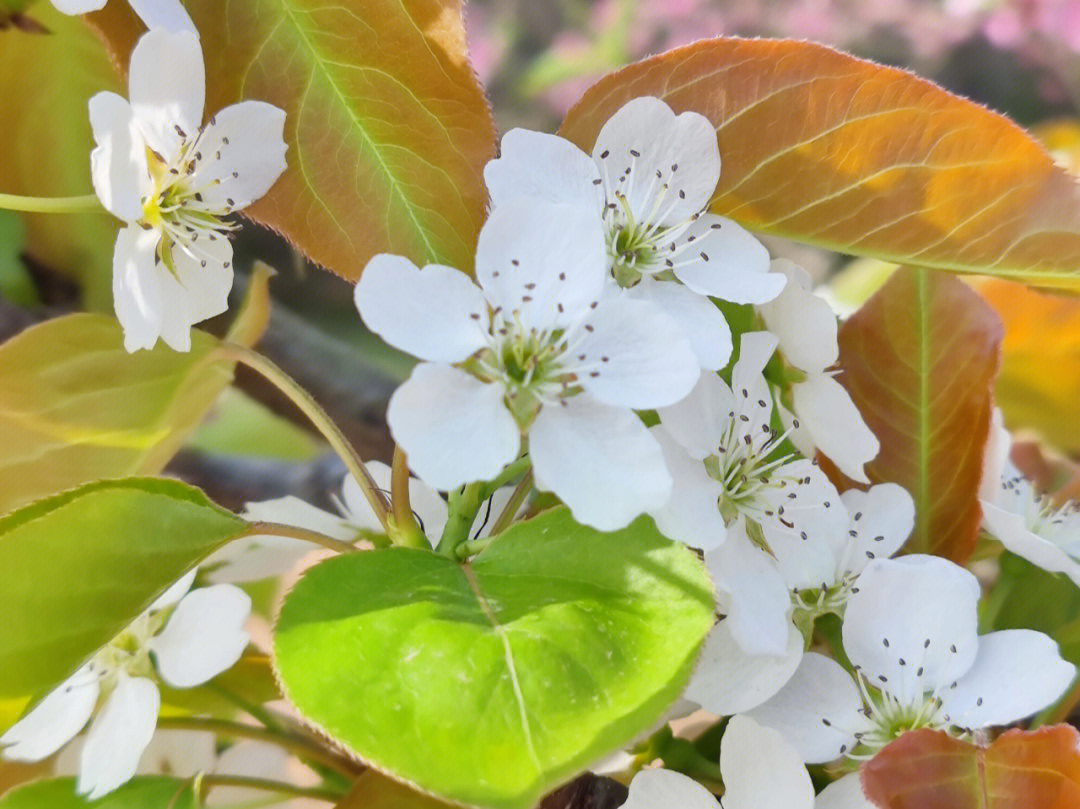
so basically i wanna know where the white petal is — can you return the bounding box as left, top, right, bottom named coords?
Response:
left=649, top=428, right=727, bottom=550
left=484, top=128, right=601, bottom=210
left=593, top=97, right=719, bottom=225
left=816, top=772, right=877, bottom=809
left=747, top=653, right=867, bottom=764
left=127, top=0, right=197, bottom=32
left=112, top=226, right=166, bottom=353
left=572, top=296, right=699, bottom=409
left=982, top=502, right=1080, bottom=586
left=671, top=216, right=784, bottom=304
left=843, top=555, right=981, bottom=699
left=764, top=515, right=842, bottom=595
left=837, top=484, right=915, bottom=578
left=206, top=741, right=295, bottom=807
left=627, top=277, right=732, bottom=370
left=758, top=459, right=848, bottom=559
left=622, top=768, right=718, bottom=809
left=685, top=620, right=804, bottom=715
left=241, top=496, right=354, bottom=539
left=1, top=668, right=98, bottom=761
left=979, top=408, right=1011, bottom=502
left=708, top=519, right=792, bottom=656
left=51, top=0, right=106, bottom=13
left=530, top=397, right=670, bottom=531
left=758, top=259, right=838, bottom=374
left=205, top=535, right=311, bottom=583
left=732, top=330, right=780, bottom=390
left=170, top=230, right=233, bottom=330
left=88, top=92, right=147, bottom=222
left=137, top=729, right=216, bottom=776
left=129, top=30, right=205, bottom=158
left=190, top=101, right=288, bottom=210
left=342, top=464, right=447, bottom=544
left=78, top=674, right=159, bottom=799
left=657, top=371, right=737, bottom=460
left=942, top=630, right=1075, bottom=729
left=721, top=715, right=815, bottom=809
left=354, top=254, right=488, bottom=363
left=475, top=198, right=606, bottom=331
left=150, top=585, right=251, bottom=688
left=149, top=569, right=196, bottom=611
left=791, top=375, right=879, bottom=484
left=387, top=364, right=519, bottom=491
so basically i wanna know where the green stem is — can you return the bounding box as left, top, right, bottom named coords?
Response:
left=221, top=343, right=390, bottom=532
left=157, top=717, right=360, bottom=777
left=0, top=192, right=103, bottom=214
left=245, top=521, right=359, bottom=555
left=456, top=536, right=494, bottom=559
left=198, top=775, right=344, bottom=803
left=204, top=681, right=287, bottom=733
left=489, top=469, right=533, bottom=537
left=438, top=483, right=484, bottom=557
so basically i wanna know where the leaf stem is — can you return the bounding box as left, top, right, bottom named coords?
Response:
left=489, top=469, right=533, bottom=537
left=198, top=774, right=345, bottom=803
left=0, top=192, right=104, bottom=214
left=204, top=680, right=287, bottom=732
left=455, top=536, right=494, bottom=559
left=389, top=447, right=429, bottom=549
left=221, top=343, right=390, bottom=532
left=246, top=521, right=359, bottom=555
left=438, top=483, right=484, bottom=557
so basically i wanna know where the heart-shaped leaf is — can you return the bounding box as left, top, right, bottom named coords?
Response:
left=274, top=508, right=715, bottom=809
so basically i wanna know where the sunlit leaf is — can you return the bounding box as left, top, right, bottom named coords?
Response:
left=831, top=268, right=1003, bottom=563
left=0, top=776, right=196, bottom=809
left=91, top=0, right=496, bottom=279
left=861, top=726, right=1080, bottom=809
left=274, top=508, right=714, bottom=809
left=560, top=38, right=1080, bottom=290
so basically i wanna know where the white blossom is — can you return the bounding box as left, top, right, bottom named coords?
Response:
left=1, top=574, right=250, bottom=798
left=354, top=197, right=700, bottom=530
left=485, top=97, right=786, bottom=370
left=89, top=29, right=287, bottom=352
left=747, top=555, right=1075, bottom=764
left=759, top=260, right=879, bottom=483
left=51, top=0, right=196, bottom=33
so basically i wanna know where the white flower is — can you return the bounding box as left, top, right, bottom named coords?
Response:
left=980, top=411, right=1080, bottom=585
left=485, top=97, right=786, bottom=370
left=354, top=197, right=700, bottom=530
left=208, top=462, right=450, bottom=583
left=746, top=555, right=1075, bottom=764
left=89, top=29, right=287, bottom=352
left=1, top=574, right=250, bottom=798
left=759, top=260, right=879, bottom=483
left=650, top=331, right=846, bottom=551
left=619, top=768, right=717, bottom=809
left=51, top=0, right=196, bottom=33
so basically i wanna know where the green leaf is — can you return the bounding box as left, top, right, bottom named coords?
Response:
left=0, top=777, right=196, bottom=809
left=987, top=553, right=1080, bottom=666
left=274, top=508, right=715, bottom=809
left=0, top=478, right=247, bottom=698
left=0, top=212, right=38, bottom=307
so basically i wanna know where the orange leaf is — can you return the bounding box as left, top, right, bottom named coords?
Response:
left=90, top=0, right=496, bottom=280
left=559, top=38, right=1080, bottom=290
left=833, top=268, right=1003, bottom=563
left=862, top=726, right=1080, bottom=809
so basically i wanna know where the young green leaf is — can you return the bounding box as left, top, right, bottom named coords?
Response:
left=0, top=777, right=196, bottom=809
left=560, top=38, right=1080, bottom=290
left=274, top=508, right=715, bottom=809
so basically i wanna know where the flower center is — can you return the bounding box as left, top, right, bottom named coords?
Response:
left=704, top=417, right=798, bottom=524
left=848, top=673, right=954, bottom=758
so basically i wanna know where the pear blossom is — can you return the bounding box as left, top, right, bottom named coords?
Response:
left=980, top=411, right=1080, bottom=585
left=51, top=0, right=196, bottom=33
left=484, top=96, right=786, bottom=370
left=746, top=555, right=1075, bottom=766
left=759, top=260, right=879, bottom=483
left=354, top=196, right=700, bottom=530
left=89, top=29, right=287, bottom=352
left=1, top=573, right=250, bottom=799
left=650, top=331, right=846, bottom=551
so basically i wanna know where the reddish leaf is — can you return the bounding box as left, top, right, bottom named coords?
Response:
left=862, top=726, right=1080, bottom=809
left=559, top=38, right=1080, bottom=290
left=833, top=268, right=1003, bottom=563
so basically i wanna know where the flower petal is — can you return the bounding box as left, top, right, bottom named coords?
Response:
left=942, top=629, right=1075, bottom=730
left=843, top=555, right=981, bottom=699
left=979, top=408, right=1011, bottom=502
left=150, top=585, right=251, bottom=688
left=206, top=741, right=300, bottom=807
left=88, top=92, right=147, bottom=222
left=475, top=198, right=606, bottom=330
left=657, top=370, right=737, bottom=460
left=206, top=535, right=311, bottom=584
left=816, top=772, right=877, bottom=809
left=0, top=667, right=98, bottom=762
left=484, top=128, right=601, bottom=210
left=191, top=101, right=288, bottom=210
left=342, top=463, right=447, bottom=545
left=685, top=620, right=804, bottom=715
left=354, top=254, right=488, bottom=363
left=126, top=0, right=197, bottom=32
left=758, top=259, right=838, bottom=373
left=721, top=715, right=815, bottom=809
left=982, top=502, right=1080, bottom=585
left=671, top=216, right=783, bottom=304
left=627, top=276, right=732, bottom=370
left=51, top=0, right=106, bottom=13
left=622, top=768, right=718, bottom=809
left=791, top=374, right=879, bottom=484
left=387, top=364, right=520, bottom=491
left=112, top=226, right=166, bottom=353
left=572, top=296, right=699, bottom=409
left=837, top=484, right=915, bottom=578
left=241, top=496, right=353, bottom=539
left=649, top=428, right=727, bottom=550
left=170, top=229, right=233, bottom=329
left=530, top=397, right=670, bottom=531
left=758, top=459, right=848, bottom=557
left=593, top=97, right=719, bottom=225
left=78, top=674, right=159, bottom=799
left=747, top=653, right=868, bottom=764
left=128, top=30, right=205, bottom=158
left=149, top=570, right=196, bottom=611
